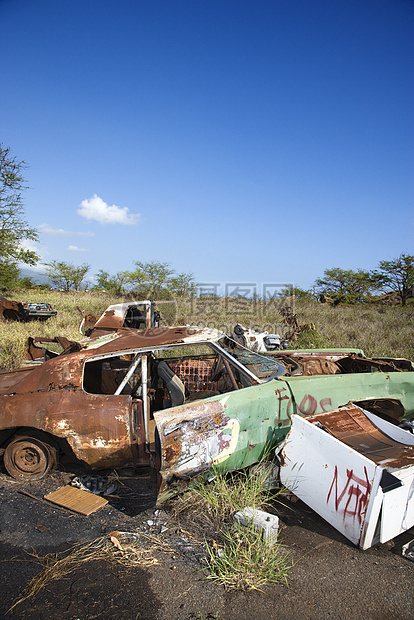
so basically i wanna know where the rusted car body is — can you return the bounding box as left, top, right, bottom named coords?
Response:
left=0, top=326, right=413, bottom=503
left=78, top=301, right=161, bottom=337
left=0, top=298, right=56, bottom=322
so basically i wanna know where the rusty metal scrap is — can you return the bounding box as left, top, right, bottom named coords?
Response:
left=25, top=336, right=81, bottom=361
left=279, top=305, right=315, bottom=343
left=0, top=327, right=225, bottom=477
left=79, top=301, right=161, bottom=337
left=0, top=299, right=26, bottom=321
left=308, top=405, right=414, bottom=469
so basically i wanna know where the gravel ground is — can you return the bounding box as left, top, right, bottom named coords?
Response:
left=0, top=465, right=413, bottom=620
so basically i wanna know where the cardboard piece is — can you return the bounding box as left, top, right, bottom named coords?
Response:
left=44, top=485, right=108, bottom=516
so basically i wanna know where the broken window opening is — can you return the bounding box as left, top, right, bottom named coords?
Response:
left=80, top=342, right=263, bottom=460
left=150, top=343, right=259, bottom=410
left=82, top=354, right=140, bottom=396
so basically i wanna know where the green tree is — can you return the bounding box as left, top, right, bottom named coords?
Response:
left=94, top=269, right=127, bottom=295
left=169, top=272, right=197, bottom=297
left=315, top=267, right=380, bottom=304
left=124, top=260, right=197, bottom=299
left=125, top=260, right=175, bottom=298
left=0, top=144, right=39, bottom=288
left=18, top=275, right=36, bottom=289
left=374, top=253, right=414, bottom=306
left=0, top=262, right=21, bottom=290
left=46, top=261, right=90, bottom=292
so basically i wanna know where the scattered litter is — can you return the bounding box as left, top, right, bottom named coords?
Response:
left=44, top=486, right=108, bottom=516
left=234, top=507, right=280, bottom=544
left=69, top=475, right=117, bottom=496
left=402, top=539, right=414, bottom=562
left=35, top=523, right=48, bottom=533
left=109, top=529, right=140, bottom=542
left=109, top=533, right=123, bottom=551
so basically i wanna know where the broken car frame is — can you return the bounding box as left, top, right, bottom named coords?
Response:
left=78, top=301, right=161, bottom=337
left=278, top=405, right=414, bottom=549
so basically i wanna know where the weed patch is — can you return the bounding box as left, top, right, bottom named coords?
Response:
left=169, top=467, right=290, bottom=590
left=206, top=526, right=290, bottom=590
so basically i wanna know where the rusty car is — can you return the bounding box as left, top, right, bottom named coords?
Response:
left=78, top=300, right=161, bottom=337
left=0, top=325, right=413, bottom=505
left=0, top=297, right=57, bottom=322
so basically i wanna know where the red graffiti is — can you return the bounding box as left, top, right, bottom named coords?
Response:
left=278, top=392, right=334, bottom=418
left=298, top=394, right=317, bottom=415
left=297, top=395, right=332, bottom=415
left=319, top=397, right=333, bottom=412
left=327, top=466, right=371, bottom=524
left=275, top=388, right=291, bottom=419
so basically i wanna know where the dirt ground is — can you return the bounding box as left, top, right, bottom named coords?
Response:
left=0, top=463, right=413, bottom=620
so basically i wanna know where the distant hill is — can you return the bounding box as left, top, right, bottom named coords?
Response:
left=20, top=268, right=49, bottom=285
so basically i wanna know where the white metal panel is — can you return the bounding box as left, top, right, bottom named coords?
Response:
left=279, top=415, right=379, bottom=546
left=379, top=467, right=414, bottom=543
left=362, top=409, right=414, bottom=446
left=279, top=411, right=414, bottom=549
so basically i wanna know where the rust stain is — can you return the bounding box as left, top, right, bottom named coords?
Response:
left=308, top=405, right=414, bottom=469
left=164, top=443, right=181, bottom=463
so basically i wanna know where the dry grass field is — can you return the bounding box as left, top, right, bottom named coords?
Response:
left=0, top=289, right=412, bottom=369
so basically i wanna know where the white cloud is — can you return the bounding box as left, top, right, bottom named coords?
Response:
left=38, top=223, right=94, bottom=237
left=20, top=239, right=39, bottom=253
left=67, top=245, right=89, bottom=252
left=19, top=263, right=48, bottom=274
left=78, top=194, right=140, bottom=225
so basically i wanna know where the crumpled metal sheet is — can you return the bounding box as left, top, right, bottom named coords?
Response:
left=154, top=382, right=293, bottom=502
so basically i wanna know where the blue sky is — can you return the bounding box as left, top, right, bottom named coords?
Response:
left=1, top=0, right=413, bottom=293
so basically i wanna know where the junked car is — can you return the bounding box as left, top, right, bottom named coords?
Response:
left=0, top=326, right=413, bottom=505
left=78, top=300, right=161, bottom=337
left=0, top=297, right=57, bottom=322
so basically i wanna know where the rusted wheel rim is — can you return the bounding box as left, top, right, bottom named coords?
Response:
left=13, top=440, right=48, bottom=474
left=4, top=437, right=56, bottom=480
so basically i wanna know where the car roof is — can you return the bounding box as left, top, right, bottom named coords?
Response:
left=82, top=326, right=224, bottom=356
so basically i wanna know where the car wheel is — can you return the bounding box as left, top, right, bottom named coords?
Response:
left=3, top=435, right=57, bottom=480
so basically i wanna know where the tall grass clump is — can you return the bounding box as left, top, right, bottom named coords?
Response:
left=205, top=526, right=290, bottom=591
left=170, top=467, right=290, bottom=590
left=293, top=299, right=414, bottom=359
